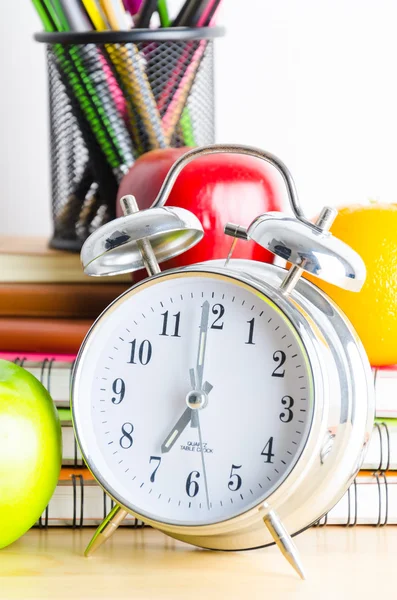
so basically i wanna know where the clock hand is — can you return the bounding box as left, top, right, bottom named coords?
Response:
left=160, top=380, right=213, bottom=453
left=161, top=407, right=191, bottom=453
left=190, top=369, right=213, bottom=428
left=190, top=368, right=199, bottom=429
left=196, top=411, right=210, bottom=510
left=190, top=372, right=213, bottom=396
left=161, top=302, right=212, bottom=452
left=196, top=300, right=210, bottom=390
left=191, top=300, right=210, bottom=429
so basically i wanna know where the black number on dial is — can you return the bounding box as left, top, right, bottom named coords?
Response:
left=246, top=318, right=255, bottom=345
left=272, top=350, right=286, bottom=377
left=149, top=456, right=162, bottom=482
left=279, top=396, right=294, bottom=423
left=120, top=422, right=134, bottom=449
left=261, top=437, right=275, bottom=463
left=111, top=378, right=125, bottom=404
left=128, top=339, right=152, bottom=365
left=186, top=470, right=200, bottom=497
left=211, top=304, right=225, bottom=329
left=228, top=464, right=242, bottom=491
left=160, top=311, right=181, bottom=337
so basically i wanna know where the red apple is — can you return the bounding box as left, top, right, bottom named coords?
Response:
left=117, top=148, right=285, bottom=276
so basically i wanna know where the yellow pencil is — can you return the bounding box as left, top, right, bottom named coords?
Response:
left=99, top=0, right=167, bottom=150
left=81, top=0, right=143, bottom=152
left=81, top=0, right=108, bottom=29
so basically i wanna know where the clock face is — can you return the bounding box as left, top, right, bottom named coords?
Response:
left=72, top=271, right=314, bottom=526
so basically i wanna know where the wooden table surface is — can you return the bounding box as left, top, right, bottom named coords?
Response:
left=1, top=526, right=395, bottom=599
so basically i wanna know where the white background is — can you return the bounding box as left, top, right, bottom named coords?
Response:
left=1, top=0, right=397, bottom=236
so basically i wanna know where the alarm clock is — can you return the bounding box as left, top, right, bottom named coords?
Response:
left=71, top=144, right=374, bottom=579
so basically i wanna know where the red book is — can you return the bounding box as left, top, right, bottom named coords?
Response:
left=0, top=283, right=129, bottom=318
left=0, top=318, right=91, bottom=354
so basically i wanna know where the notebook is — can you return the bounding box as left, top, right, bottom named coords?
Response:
left=0, top=319, right=91, bottom=354
left=363, top=419, right=397, bottom=471
left=36, top=468, right=397, bottom=528
left=36, top=468, right=144, bottom=528
left=315, top=472, right=396, bottom=526
left=373, top=367, right=397, bottom=418
left=58, top=409, right=84, bottom=466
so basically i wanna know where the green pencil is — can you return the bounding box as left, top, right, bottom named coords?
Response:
left=156, top=0, right=196, bottom=146
left=34, top=0, right=133, bottom=175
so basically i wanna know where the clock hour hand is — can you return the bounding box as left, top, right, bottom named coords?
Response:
left=189, top=369, right=213, bottom=395
left=161, top=408, right=191, bottom=453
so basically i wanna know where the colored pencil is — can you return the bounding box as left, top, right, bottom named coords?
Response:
left=39, top=0, right=132, bottom=174
left=55, top=0, right=134, bottom=165
left=99, top=0, right=168, bottom=150
left=123, top=0, right=143, bottom=14
left=161, top=0, right=222, bottom=141
left=33, top=0, right=123, bottom=236
left=81, top=0, right=127, bottom=118
left=154, top=0, right=196, bottom=145
left=197, top=0, right=222, bottom=27
left=33, top=0, right=223, bottom=222
left=134, top=0, right=157, bottom=27
left=156, top=0, right=169, bottom=27
left=172, top=0, right=202, bottom=27
left=81, top=0, right=110, bottom=28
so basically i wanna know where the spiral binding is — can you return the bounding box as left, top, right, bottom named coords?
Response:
left=34, top=476, right=146, bottom=529
left=373, top=421, right=391, bottom=472
left=38, top=506, right=49, bottom=529
left=375, top=472, right=389, bottom=527
left=19, top=359, right=394, bottom=529
left=12, top=356, right=74, bottom=403
left=314, top=420, right=392, bottom=527
left=313, top=373, right=391, bottom=528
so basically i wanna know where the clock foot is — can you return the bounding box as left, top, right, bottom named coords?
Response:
left=263, top=510, right=306, bottom=580
left=84, top=504, right=128, bottom=557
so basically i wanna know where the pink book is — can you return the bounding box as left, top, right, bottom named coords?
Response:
left=0, top=352, right=76, bottom=363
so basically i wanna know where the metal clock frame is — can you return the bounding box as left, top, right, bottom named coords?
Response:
left=71, top=144, right=374, bottom=579
left=72, top=264, right=373, bottom=553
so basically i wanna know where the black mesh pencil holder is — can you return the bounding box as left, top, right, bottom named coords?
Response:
left=35, top=28, right=224, bottom=252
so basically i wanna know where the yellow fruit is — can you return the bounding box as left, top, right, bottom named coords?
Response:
left=306, top=203, right=397, bottom=366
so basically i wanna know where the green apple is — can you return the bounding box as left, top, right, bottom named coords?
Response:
left=0, top=359, right=61, bottom=548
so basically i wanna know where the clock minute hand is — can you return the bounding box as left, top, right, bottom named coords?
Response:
left=196, top=411, right=210, bottom=510
left=190, top=300, right=211, bottom=429
left=196, top=300, right=210, bottom=390
left=160, top=302, right=212, bottom=453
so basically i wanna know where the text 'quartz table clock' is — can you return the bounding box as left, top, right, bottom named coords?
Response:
left=72, top=144, right=374, bottom=579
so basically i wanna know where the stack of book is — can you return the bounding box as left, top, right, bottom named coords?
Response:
left=0, top=236, right=139, bottom=527
left=2, top=239, right=395, bottom=527
left=0, top=237, right=132, bottom=352
left=317, top=368, right=397, bottom=526
left=25, top=362, right=397, bottom=528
